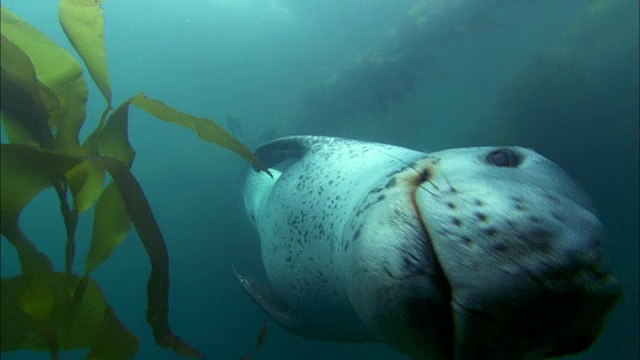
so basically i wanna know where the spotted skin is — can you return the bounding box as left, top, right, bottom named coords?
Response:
left=240, top=136, right=620, bottom=359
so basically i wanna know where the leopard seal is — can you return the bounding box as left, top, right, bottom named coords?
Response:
left=235, top=136, right=620, bottom=359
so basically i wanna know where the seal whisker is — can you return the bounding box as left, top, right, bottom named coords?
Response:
left=418, top=182, right=436, bottom=197
left=372, top=148, right=439, bottom=197
left=441, top=171, right=456, bottom=193
left=372, top=148, right=424, bottom=177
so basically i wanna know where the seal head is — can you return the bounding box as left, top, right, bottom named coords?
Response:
left=349, top=145, right=620, bottom=359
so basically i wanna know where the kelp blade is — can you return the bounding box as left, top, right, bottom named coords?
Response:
left=65, top=160, right=105, bottom=214
left=0, top=225, right=53, bottom=275
left=84, top=97, right=140, bottom=273
left=92, top=155, right=205, bottom=359
left=91, top=98, right=135, bottom=166
left=1, top=273, right=138, bottom=359
left=0, top=35, right=54, bottom=147
left=71, top=94, right=138, bottom=215
left=1, top=7, right=100, bottom=215
left=0, top=144, right=78, bottom=275
left=85, top=181, right=131, bottom=274
left=58, top=0, right=111, bottom=106
left=130, top=93, right=271, bottom=175
left=0, top=6, right=88, bottom=155
left=0, top=143, right=197, bottom=357
left=0, top=144, right=82, bottom=224
left=86, top=306, right=138, bottom=359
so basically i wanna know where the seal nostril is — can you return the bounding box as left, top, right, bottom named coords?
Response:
left=486, top=148, right=520, bottom=167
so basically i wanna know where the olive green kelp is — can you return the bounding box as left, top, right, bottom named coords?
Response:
left=1, top=1, right=269, bottom=359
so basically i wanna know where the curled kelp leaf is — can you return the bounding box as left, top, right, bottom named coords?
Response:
left=58, top=0, right=111, bottom=106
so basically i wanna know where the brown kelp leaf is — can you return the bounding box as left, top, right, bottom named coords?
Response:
left=130, top=93, right=271, bottom=175
left=85, top=181, right=132, bottom=274
left=58, top=0, right=111, bottom=106
left=0, top=6, right=88, bottom=154
left=0, top=35, right=54, bottom=147
left=0, top=273, right=134, bottom=356
left=92, top=155, right=205, bottom=359
left=86, top=306, right=139, bottom=359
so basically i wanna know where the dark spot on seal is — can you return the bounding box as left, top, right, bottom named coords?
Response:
left=514, top=202, right=527, bottom=211
left=552, top=212, right=567, bottom=223
left=529, top=216, right=542, bottom=224
left=519, top=231, right=552, bottom=252
left=286, top=256, right=292, bottom=262
left=544, top=193, right=561, bottom=204
left=419, top=169, right=431, bottom=182
left=473, top=199, right=484, bottom=207
left=461, top=236, right=473, bottom=246
left=383, top=266, right=396, bottom=279
left=484, top=227, right=498, bottom=237
left=446, top=202, right=456, bottom=210
left=385, top=177, right=397, bottom=189
left=531, top=228, right=552, bottom=240
left=452, top=218, right=462, bottom=227
left=492, top=243, right=508, bottom=252
left=475, top=213, right=488, bottom=222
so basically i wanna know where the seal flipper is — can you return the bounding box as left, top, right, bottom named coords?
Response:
left=233, top=267, right=303, bottom=332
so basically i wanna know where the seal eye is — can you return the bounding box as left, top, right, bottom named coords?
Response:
left=486, top=148, right=519, bottom=167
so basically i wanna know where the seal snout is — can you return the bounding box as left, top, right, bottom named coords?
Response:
left=411, top=146, right=621, bottom=358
